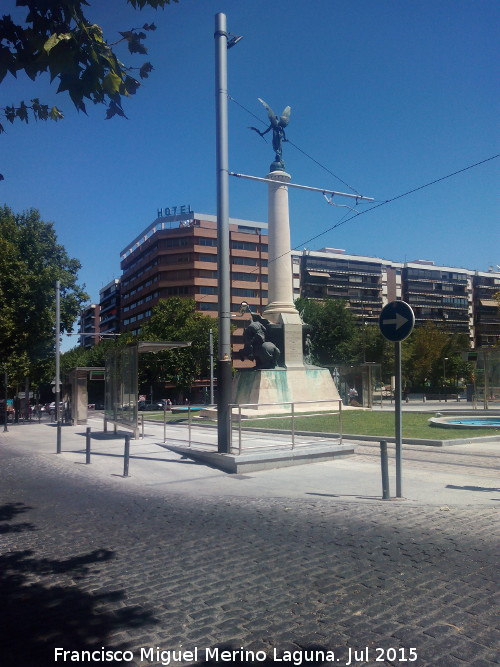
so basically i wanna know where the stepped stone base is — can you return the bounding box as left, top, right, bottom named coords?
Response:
left=200, top=367, right=341, bottom=419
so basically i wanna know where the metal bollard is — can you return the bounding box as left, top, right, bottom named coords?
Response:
left=123, top=434, right=131, bottom=477
left=85, top=426, right=91, bottom=464
left=380, top=440, right=391, bottom=500
left=56, top=420, right=62, bottom=454
left=141, top=413, right=144, bottom=439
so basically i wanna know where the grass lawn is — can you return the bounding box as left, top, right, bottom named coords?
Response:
left=142, top=409, right=500, bottom=440
left=242, top=411, right=500, bottom=441
left=140, top=411, right=194, bottom=424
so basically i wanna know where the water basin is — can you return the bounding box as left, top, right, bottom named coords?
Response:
left=429, top=415, right=500, bottom=429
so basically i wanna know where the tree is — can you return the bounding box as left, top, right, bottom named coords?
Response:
left=0, top=0, right=177, bottom=136
left=403, top=322, right=472, bottom=390
left=295, top=297, right=358, bottom=365
left=138, top=298, right=217, bottom=400
left=0, top=205, right=88, bottom=385
left=60, top=338, right=119, bottom=376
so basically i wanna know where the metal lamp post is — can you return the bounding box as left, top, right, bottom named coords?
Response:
left=214, top=12, right=242, bottom=453
left=443, top=357, right=448, bottom=402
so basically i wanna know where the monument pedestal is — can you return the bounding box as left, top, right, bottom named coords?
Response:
left=230, top=367, right=340, bottom=417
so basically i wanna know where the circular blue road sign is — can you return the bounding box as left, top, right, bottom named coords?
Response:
left=379, top=301, right=415, bottom=342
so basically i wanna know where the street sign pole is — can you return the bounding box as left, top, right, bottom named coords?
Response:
left=395, top=340, right=403, bottom=497
left=379, top=300, right=415, bottom=500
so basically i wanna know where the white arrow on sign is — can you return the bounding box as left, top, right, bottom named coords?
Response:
left=382, top=312, right=408, bottom=330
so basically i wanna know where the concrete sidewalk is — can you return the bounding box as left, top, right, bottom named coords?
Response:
left=1, top=416, right=498, bottom=507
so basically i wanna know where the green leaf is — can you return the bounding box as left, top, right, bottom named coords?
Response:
left=44, top=33, right=72, bottom=54
left=102, top=71, right=123, bottom=96
left=49, top=106, right=64, bottom=121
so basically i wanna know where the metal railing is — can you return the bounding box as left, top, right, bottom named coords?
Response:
left=229, top=399, right=343, bottom=455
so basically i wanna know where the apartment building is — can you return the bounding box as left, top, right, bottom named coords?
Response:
left=79, top=304, right=100, bottom=349
left=119, top=210, right=269, bottom=358
left=300, top=248, right=401, bottom=326
left=299, top=250, right=498, bottom=347
left=83, top=209, right=497, bottom=352
left=99, top=279, right=121, bottom=337
left=473, top=269, right=500, bottom=347
left=402, top=260, right=472, bottom=341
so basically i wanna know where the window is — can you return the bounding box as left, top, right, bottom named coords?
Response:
left=198, top=269, right=218, bottom=279
left=197, top=237, right=218, bottom=247
left=233, top=288, right=259, bottom=298
left=164, top=237, right=191, bottom=248
left=199, top=254, right=218, bottom=263
left=164, top=286, right=190, bottom=296
left=233, top=256, right=257, bottom=266
left=232, top=272, right=258, bottom=282
left=231, top=241, right=258, bottom=251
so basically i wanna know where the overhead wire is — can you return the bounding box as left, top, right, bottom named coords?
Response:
left=194, top=153, right=500, bottom=306
left=289, top=153, right=500, bottom=254
left=228, top=94, right=363, bottom=196
left=187, top=91, right=500, bottom=306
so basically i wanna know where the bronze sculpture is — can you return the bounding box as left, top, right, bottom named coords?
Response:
left=250, top=98, right=291, bottom=171
left=239, top=313, right=280, bottom=369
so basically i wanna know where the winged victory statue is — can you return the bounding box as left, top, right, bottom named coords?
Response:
left=250, top=98, right=291, bottom=171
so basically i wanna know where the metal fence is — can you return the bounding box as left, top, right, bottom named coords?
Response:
left=229, top=399, right=343, bottom=455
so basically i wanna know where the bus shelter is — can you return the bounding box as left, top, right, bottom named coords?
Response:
left=104, top=341, right=191, bottom=438
left=69, top=367, right=105, bottom=425
left=463, top=348, right=500, bottom=409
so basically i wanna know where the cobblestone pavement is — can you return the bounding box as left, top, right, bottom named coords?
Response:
left=1, top=441, right=498, bottom=667
left=345, top=440, right=500, bottom=478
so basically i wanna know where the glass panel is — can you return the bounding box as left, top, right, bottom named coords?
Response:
left=105, top=345, right=138, bottom=429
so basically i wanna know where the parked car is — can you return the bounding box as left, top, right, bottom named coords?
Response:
left=138, top=401, right=163, bottom=411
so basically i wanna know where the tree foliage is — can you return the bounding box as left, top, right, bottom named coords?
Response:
left=295, top=297, right=472, bottom=390
left=0, top=204, right=88, bottom=384
left=296, top=297, right=358, bottom=365
left=403, top=321, right=472, bottom=389
left=138, top=298, right=217, bottom=397
left=60, top=338, right=119, bottom=376
left=0, top=0, right=177, bottom=135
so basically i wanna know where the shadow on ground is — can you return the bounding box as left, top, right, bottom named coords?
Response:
left=0, top=503, right=157, bottom=666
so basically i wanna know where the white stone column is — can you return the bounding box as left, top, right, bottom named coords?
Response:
left=263, top=170, right=298, bottom=322
left=263, top=170, right=304, bottom=368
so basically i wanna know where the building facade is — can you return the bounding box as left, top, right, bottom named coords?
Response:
left=84, top=211, right=498, bottom=352
left=299, top=249, right=498, bottom=348
left=300, top=248, right=401, bottom=326
left=119, top=211, right=269, bottom=359
left=99, top=279, right=121, bottom=337
left=79, top=304, right=100, bottom=349
left=473, top=270, right=500, bottom=347
left=401, top=260, right=472, bottom=341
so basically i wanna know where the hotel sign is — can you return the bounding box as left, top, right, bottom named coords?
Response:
left=157, top=204, right=192, bottom=217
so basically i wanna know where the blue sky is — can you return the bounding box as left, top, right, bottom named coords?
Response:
left=1, top=0, right=499, bottom=347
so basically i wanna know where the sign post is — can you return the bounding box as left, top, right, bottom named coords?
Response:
left=379, top=301, right=415, bottom=498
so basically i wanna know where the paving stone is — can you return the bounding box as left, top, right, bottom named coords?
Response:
left=0, top=440, right=498, bottom=667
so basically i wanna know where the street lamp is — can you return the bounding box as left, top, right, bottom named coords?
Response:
left=443, top=357, right=448, bottom=402
left=214, top=12, right=242, bottom=453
